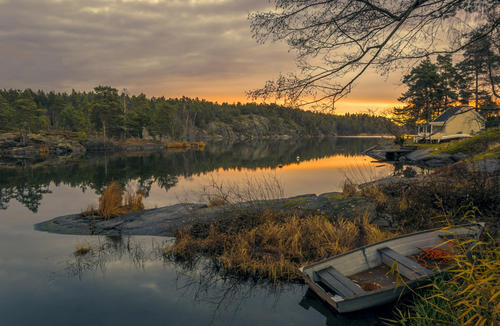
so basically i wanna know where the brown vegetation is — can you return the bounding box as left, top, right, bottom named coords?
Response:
left=83, top=182, right=144, bottom=219
left=341, top=179, right=358, bottom=197
left=393, top=228, right=499, bottom=325
left=164, top=213, right=396, bottom=282
left=366, top=166, right=500, bottom=233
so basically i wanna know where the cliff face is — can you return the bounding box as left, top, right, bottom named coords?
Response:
left=197, top=114, right=335, bottom=140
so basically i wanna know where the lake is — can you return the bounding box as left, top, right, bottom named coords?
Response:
left=0, top=138, right=396, bottom=325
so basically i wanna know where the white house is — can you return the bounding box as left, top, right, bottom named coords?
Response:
left=414, top=106, right=486, bottom=143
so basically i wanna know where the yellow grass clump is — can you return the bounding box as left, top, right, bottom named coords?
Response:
left=394, top=232, right=499, bottom=326
left=84, top=182, right=144, bottom=219
left=165, top=213, right=396, bottom=282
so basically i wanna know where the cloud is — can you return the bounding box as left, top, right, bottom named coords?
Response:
left=0, top=1, right=291, bottom=95
left=0, top=0, right=402, bottom=112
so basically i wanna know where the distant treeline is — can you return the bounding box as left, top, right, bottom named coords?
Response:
left=0, top=86, right=396, bottom=139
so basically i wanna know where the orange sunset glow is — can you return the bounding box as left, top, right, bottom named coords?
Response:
left=0, top=0, right=407, bottom=114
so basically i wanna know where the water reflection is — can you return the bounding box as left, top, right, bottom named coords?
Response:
left=0, top=138, right=384, bottom=212
left=61, top=236, right=387, bottom=325
left=299, top=289, right=390, bottom=325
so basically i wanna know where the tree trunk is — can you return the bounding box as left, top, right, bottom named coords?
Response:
left=475, top=68, right=479, bottom=109
left=102, top=119, right=107, bottom=140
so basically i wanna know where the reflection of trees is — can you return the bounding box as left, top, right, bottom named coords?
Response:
left=65, top=236, right=149, bottom=280
left=0, top=183, right=51, bottom=212
left=62, top=235, right=386, bottom=325
left=172, top=262, right=287, bottom=325
left=0, top=138, right=382, bottom=211
left=64, top=235, right=289, bottom=326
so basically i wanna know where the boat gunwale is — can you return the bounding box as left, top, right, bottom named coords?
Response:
left=299, top=223, right=483, bottom=273
left=299, top=223, right=484, bottom=311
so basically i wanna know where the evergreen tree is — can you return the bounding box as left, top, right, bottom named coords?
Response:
left=91, top=86, right=123, bottom=139
left=13, top=95, right=48, bottom=144
left=457, top=34, right=499, bottom=112
left=394, top=58, right=446, bottom=125
left=0, top=94, right=14, bottom=131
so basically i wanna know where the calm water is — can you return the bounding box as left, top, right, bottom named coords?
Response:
left=0, top=138, right=395, bottom=325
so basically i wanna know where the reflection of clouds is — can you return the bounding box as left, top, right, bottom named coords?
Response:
left=59, top=235, right=309, bottom=324
left=140, top=281, right=161, bottom=293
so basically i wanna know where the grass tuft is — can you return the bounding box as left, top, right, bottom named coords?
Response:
left=82, top=182, right=144, bottom=219
left=164, top=213, right=395, bottom=282
left=342, top=179, right=358, bottom=197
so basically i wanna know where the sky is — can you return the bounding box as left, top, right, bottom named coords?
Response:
left=0, top=0, right=404, bottom=114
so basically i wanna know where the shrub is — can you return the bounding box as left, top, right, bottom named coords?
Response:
left=342, top=179, right=358, bottom=197
left=83, top=182, right=145, bottom=219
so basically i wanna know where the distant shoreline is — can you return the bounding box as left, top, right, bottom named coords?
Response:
left=336, top=135, right=393, bottom=138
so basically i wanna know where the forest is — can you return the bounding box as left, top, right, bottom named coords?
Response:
left=0, top=86, right=396, bottom=140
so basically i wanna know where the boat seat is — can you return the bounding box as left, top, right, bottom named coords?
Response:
left=439, top=233, right=470, bottom=240
left=379, top=247, right=434, bottom=280
left=315, top=267, right=366, bottom=298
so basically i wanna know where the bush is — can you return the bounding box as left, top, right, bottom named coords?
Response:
left=84, top=182, right=144, bottom=219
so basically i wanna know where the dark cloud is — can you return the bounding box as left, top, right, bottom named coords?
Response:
left=0, top=0, right=291, bottom=95
left=0, top=0, right=401, bottom=112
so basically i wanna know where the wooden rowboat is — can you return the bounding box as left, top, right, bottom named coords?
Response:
left=299, top=223, right=484, bottom=313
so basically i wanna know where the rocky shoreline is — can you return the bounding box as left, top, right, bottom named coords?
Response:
left=33, top=155, right=500, bottom=237
left=0, top=130, right=324, bottom=166
left=35, top=192, right=380, bottom=236
left=364, top=146, right=467, bottom=167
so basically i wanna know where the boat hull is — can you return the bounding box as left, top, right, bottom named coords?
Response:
left=300, top=223, right=483, bottom=313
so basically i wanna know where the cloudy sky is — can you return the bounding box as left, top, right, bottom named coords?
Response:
left=0, top=0, right=403, bottom=114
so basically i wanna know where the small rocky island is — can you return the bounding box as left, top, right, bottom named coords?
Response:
left=35, top=193, right=379, bottom=236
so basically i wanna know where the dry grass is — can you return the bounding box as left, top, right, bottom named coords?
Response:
left=365, top=166, right=500, bottom=232
left=200, top=172, right=284, bottom=208
left=164, top=213, right=395, bottom=282
left=123, top=191, right=145, bottom=212
left=360, top=184, right=388, bottom=207
left=342, top=179, right=358, bottom=197
left=207, top=195, right=229, bottom=207
left=393, top=229, right=499, bottom=326
left=82, top=182, right=144, bottom=219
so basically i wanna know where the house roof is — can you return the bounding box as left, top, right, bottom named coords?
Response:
left=433, top=107, right=462, bottom=122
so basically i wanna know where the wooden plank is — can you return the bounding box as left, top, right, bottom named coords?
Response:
left=379, top=247, right=433, bottom=280
left=316, top=267, right=365, bottom=298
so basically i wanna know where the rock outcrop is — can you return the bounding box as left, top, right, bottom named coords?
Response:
left=35, top=193, right=379, bottom=237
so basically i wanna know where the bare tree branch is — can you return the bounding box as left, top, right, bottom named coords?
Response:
left=247, top=0, right=500, bottom=109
